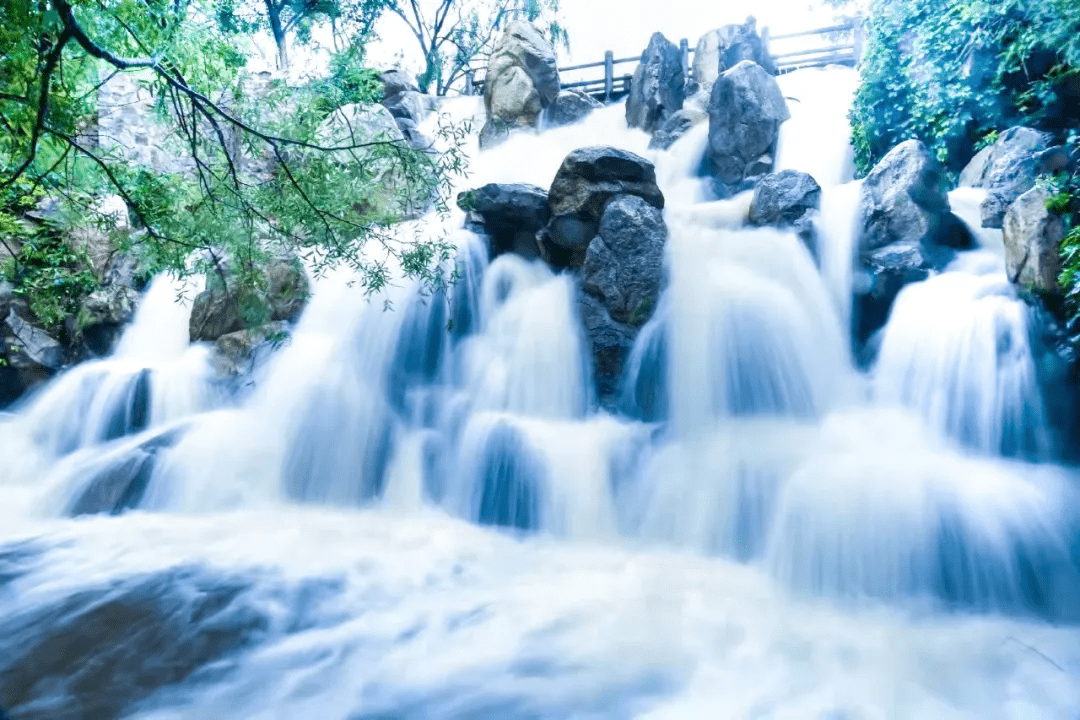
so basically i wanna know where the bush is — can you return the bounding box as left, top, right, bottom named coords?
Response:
left=850, top=0, right=1080, bottom=176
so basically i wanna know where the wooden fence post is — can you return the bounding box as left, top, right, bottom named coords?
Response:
left=604, top=51, right=614, bottom=101
left=464, top=68, right=474, bottom=96
left=679, top=38, right=690, bottom=85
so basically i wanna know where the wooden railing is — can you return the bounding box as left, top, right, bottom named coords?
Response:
left=464, top=17, right=864, bottom=100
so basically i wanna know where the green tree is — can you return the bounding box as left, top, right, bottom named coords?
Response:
left=390, top=0, right=567, bottom=96
left=1, top=0, right=468, bottom=329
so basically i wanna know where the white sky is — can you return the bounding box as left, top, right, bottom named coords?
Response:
left=249, top=0, right=862, bottom=87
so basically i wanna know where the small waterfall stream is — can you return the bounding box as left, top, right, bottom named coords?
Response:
left=1, top=66, right=1079, bottom=719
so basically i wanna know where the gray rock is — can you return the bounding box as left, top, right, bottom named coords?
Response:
left=692, top=19, right=776, bottom=94
left=484, top=21, right=560, bottom=130
left=748, top=170, right=821, bottom=227
left=852, top=241, right=944, bottom=346
left=582, top=195, right=666, bottom=326
left=625, top=33, right=686, bottom=134
left=74, top=286, right=140, bottom=356
left=381, top=89, right=429, bottom=124
left=959, top=127, right=1054, bottom=228
left=648, top=106, right=707, bottom=150
left=189, top=255, right=308, bottom=343
left=707, top=61, right=789, bottom=194
left=547, top=89, right=602, bottom=127
left=457, top=183, right=549, bottom=259
left=858, top=139, right=952, bottom=252
left=212, top=321, right=290, bottom=377
left=1003, top=186, right=1066, bottom=295
left=545, top=147, right=664, bottom=266
left=380, top=69, right=419, bottom=99
left=66, top=427, right=180, bottom=516
left=578, top=292, right=637, bottom=407
left=3, top=308, right=63, bottom=371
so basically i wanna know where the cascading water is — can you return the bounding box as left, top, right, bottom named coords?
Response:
left=2, top=64, right=1080, bottom=720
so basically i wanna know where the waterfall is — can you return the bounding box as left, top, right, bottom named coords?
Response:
left=2, top=65, right=1079, bottom=720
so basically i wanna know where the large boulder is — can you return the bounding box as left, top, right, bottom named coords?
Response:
left=457, top=183, right=549, bottom=259
left=582, top=195, right=667, bottom=326
left=482, top=21, right=560, bottom=143
left=959, top=127, right=1056, bottom=229
left=858, top=139, right=955, bottom=252
left=707, top=61, right=789, bottom=195
left=541, top=147, right=664, bottom=268
left=748, top=170, right=821, bottom=254
left=0, top=294, right=64, bottom=406
left=72, top=285, right=140, bottom=356
left=189, top=255, right=308, bottom=343
left=692, top=19, right=776, bottom=94
left=1003, top=186, right=1066, bottom=296
left=211, top=321, right=290, bottom=378
left=578, top=292, right=637, bottom=407
left=625, top=33, right=686, bottom=134
left=546, top=89, right=602, bottom=127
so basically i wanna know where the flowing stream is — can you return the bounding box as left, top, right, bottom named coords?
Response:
left=1, top=66, right=1080, bottom=719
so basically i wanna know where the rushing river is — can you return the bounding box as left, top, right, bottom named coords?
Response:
left=1, top=66, right=1079, bottom=719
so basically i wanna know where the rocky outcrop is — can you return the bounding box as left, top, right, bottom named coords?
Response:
left=73, top=286, right=140, bottom=356
left=457, top=183, right=549, bottom=259
left=211, top=321, right=290, bottom=378
left=853, top=140, right=973, bottom=344
left=541, top=147, right=664, bottom=268
left=625, top=33, right=686, bottom=134
left=692, top=19, right=776, bottom=93
left=546, top=89, right=602, bottom=127
left=379, top=70, right=435, bottom=149
left=648, top=105, right=707, bottom=150
left=189, top=255, right=308, bottom=343
left=707, top=61, right=789, bottom=196
left=579, top=292, right=638, bottom=406
left=1003, top=186, right=1066, bottom=296
left=748, top=170, right=821, bottom=251
left=0, top=293, right=64, bottom=406
left=959, top=127, right=1056, bottom=229
left=481, top=21, right=560, bottom=147
left=582, top=195, right=666, bottom=326
left=66, top=427, right=181, bottom=516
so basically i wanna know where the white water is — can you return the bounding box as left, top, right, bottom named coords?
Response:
left=1, top=66, right=1079, bottom=718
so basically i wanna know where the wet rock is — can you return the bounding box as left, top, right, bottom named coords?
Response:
left=189, top=255, right=308, bottom=343
left=0, top=567, right=267, bottom=720
left=456, top=184, right=549, bottom=259
left=65, top=425, right=180, bottom=516
left=211, top=321, right=290, bottom=378
left=692, top=18, right=776, bottom=94
left=625, top=32, right=686, bottom=134
left=578, top=292, right=637, bottom=407
left=544, top=147, right=664, bottom=268
left=380, top=69, right=418, bottom=99
left=749, top=170, right=821, bottom=226
left=852, top=241, right=951, bottom=346
left=648, top=105, right=707, bottom=150
left=582, top=195, right=667, bottom=327
left=858, top=140, right=955, bottom=252
left=73, top=285, right=140, bottom=356
left=1003, top=186, right=1066, bottom=296
left=546, top=89, right=602, bottom=127
left=707, top=61, right=789, bottom=195
left=483, top=21, right=560, bottom=139
left=959, top=127, right=1056, bottom=229
left=0, top=290, right=62, bottom=406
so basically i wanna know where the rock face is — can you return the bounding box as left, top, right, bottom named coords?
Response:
left=211, top=321, right=290, bottom=379
left=692, top=19, right=776, bottom=93
left=189, top=255, right=309, bottom=343
left=457, top=183, right=549, bottom=259
left=542, top=147, right=665, bottom=268
left=482, top=21, right=560, bottom=145
left=648, top=105, right=707, bottom=150
left=582, top=195, right=667, bottom=326
left=853, top=140, right=972, bottom=345
left=73, top=286, right=140, bottom=356
left=748, top=170, right=821, bottom=253
left=1003, top=186, right=1066, bottom=295
left=1, top=296, right=64, bottom=406
left=707, top=61, right=789, bottom=195
left=546, top=89, right=602, bottom=127
left=0, top=566, right=270, bottom=720
left=959, top=127, right=1055, bottom=228
left=858, top=139, right=955, bottom=251
left=625, top=33, right=686, bottom=134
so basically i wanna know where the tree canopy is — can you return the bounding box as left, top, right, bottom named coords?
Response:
left=0, top=0, right=468, bottom=329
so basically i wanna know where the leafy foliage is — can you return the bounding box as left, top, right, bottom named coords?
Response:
left=850, top=0, right=1080, bottom=175
left=1, top=0, right=470, bottom=336
left=390, top=0, right=568, bottom=95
